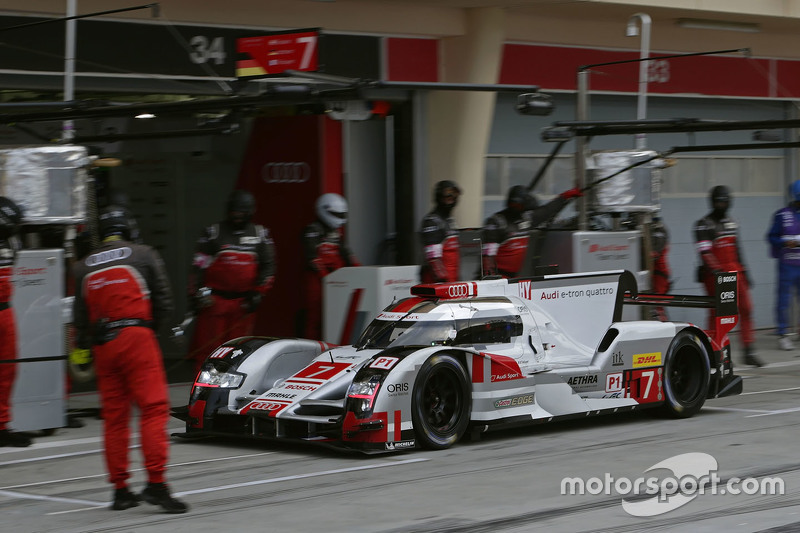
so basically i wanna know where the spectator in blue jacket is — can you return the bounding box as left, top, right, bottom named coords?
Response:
left=767, top=179, right=800, bottom=351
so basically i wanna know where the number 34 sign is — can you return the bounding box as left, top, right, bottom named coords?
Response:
left=236, top=30, right=319, bottom=78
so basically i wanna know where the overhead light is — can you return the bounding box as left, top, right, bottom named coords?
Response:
left=675, top=18, right=760, bottom=33
left=134, top=112, right=156, bottom=119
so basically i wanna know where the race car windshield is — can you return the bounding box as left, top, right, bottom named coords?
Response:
left=357, top=318, right=457, bottom=350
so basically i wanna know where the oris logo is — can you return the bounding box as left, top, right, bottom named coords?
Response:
left=447, top=284, right=471, bottom=298
left=386, top=383, right=409, bottom=394
left=262, top=162, right=311, bottom=183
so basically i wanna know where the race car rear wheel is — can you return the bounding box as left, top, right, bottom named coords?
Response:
left=660, top=331, right=710, bottom=418
left=411, top=354, right=470, bottom=450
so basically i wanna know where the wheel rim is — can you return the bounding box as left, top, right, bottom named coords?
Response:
left=669, top=344, right=703, bottom=403
left=421, top=366, right=463, bottom=435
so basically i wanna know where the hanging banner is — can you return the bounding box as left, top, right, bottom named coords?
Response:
left=236, top=29, right=320, bottom=78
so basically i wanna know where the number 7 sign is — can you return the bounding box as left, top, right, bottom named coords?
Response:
left=294, top=361, right=351, bottom=381
left=236, top=30, right=319, bottom=78
left=624, top=368, right=663, bottom=403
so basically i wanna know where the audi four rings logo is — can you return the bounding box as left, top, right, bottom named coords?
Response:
left=448, top=284, right=471, bottom=298
left=262, top=162, right=311, bottom=183
left=247, top=400, right=285, bottom=411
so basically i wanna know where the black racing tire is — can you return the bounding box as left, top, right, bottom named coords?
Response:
left=411, top=354, right=470, bottom=450
left=659, top=330, right=710, bottom=418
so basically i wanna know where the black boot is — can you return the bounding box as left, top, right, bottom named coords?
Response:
left=141, top=482, right=189, bottom=514
left=0, top=429, right=32, bottom=447
left=111, top=487, right=141, bottom=510
left=744, top=347, right=764, bottom=367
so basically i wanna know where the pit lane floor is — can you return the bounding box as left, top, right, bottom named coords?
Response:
left=2, top=329, right=800, bottom=533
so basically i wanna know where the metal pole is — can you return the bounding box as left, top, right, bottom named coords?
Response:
left=63, top=0, right=76, bottom=142
left=576, top=69, right=590, bottom=230
left=627, top=12, right=651, bottom=150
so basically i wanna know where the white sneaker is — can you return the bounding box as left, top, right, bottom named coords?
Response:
left=778, top=335, right=795, bottom=351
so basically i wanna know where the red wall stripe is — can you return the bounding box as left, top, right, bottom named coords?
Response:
left=386, top=37, right=438, bottom=82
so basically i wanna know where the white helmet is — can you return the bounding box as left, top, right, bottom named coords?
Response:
left=316, top=193, right=349, bottom=229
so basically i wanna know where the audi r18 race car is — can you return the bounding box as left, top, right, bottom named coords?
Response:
left=174, top=269, right=743, bottom=453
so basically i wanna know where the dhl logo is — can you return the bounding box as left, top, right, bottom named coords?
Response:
left=632, top=352, right=662, bottom=368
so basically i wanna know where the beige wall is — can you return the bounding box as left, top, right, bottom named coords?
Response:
left=3, top=1, right=800, bottom=59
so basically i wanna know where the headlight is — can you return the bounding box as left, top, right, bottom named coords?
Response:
left=196, top=366, right=245, bottom=389
left=347, top=374, right=383, bottom=414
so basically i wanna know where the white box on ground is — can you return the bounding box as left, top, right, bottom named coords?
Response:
left=10, top=249, right=66, bottom=432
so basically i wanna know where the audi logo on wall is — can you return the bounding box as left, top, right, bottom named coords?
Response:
left=262, top=162, right=311, bottom=183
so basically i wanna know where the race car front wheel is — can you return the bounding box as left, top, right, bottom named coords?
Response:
left=660, top=330, right=710, bottom=418
left=411, top=354, right=471, bottom=450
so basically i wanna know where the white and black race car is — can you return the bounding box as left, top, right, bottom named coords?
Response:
left=173, top=269, right=742, bottom=452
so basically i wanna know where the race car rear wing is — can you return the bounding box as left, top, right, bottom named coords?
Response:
left=623, top=271, right=739, bottom=349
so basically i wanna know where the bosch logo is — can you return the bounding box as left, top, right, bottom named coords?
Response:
left=448, top=284, right=470, bottom=298
left=719, top=275, right=737, bottom=283
left=262, top=162, right=311, bottom=183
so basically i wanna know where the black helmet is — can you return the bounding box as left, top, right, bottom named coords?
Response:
left=0, top=196, right=23, bottom=239
left=105, top=188, right=130, bottom=209
left=434, top=180, right=461, bottom=205
left=227, top=189, right=256, bottom=228
left=709, top=185, right=731, bottom=207
left=98, top=205, right=133, bottom=240
left=507, top=185, right=532, bottom=209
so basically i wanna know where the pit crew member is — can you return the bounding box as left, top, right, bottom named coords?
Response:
left=695, top=185, right=761, bottom=367
left=302, top=193, right=360, bottom=339
left=420, top=180, right=461, bottom=283
left=481, top=185, right=581, bottom=278
left=0, top=197, right=31, bottom=448
left=73, top=206, right=188, bottom=512
left=767, top=179, right=800, bottom=351
left=188, top=189, right=276, bottom=373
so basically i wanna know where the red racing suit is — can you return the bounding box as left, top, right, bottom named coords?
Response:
left=481, top=197, right=570, bottom=278
left=649, top=219, right=672, bottom=321
left=0, top=235, right=19, bottom=432
left=302, top=219, right=360, bottom=339
left=188, top=221, right=275, bottom=370
left=73, top=237, right=174, bottom=489
left=694, top=213, right=754, bottom=347
left=419, top=210, right=460, bottom=283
